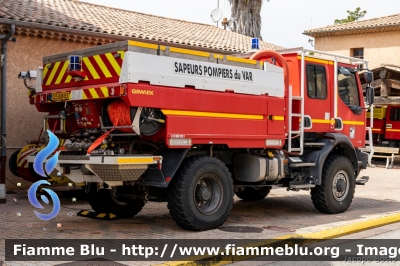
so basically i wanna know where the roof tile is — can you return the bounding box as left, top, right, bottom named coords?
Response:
left=304, top=13, right=400, bottom=37
left=0, top=0, right=283, bottom=52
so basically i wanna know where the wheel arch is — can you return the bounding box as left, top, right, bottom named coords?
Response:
left=303, top=133, right=359, bottom=185
left=324, top=133, right=359, bottom=176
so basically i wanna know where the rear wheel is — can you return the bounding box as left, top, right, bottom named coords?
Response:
left=9, top=149, right=21, bottom=177
left=86, top=184, right=145, bottom=218
left=235, top=187, right=271, bottom=201
left=311, top=154, right=355, bottom=214
left=167, top=156, right=234, bottom=231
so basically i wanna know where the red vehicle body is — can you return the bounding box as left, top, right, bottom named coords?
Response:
left=16, top=41, right=373, bottom=230
left=367, top=106, right=400, bottom=147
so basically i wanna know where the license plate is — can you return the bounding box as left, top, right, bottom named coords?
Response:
left=51, top=92, right=69, bottom=101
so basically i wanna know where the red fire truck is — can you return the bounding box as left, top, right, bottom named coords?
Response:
left=367, top=106, right=400, bottom=147
left=18, top=41, right=374, bottom=230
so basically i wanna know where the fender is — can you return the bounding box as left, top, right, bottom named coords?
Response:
left=138, top=147, right=189, bottom=187
left=302, top=133, right=359, bottom=185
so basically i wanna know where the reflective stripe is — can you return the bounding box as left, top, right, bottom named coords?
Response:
left=312, top=119, right=333, bottom=124
left=94, top=55, right=112, bottom=78
left=128, top=40, right=158, bottom=50
left=105, top=53, right=121, bottom=74
left=55, top=61, right=69, bottom=84
left=83, top=57, right=100, bottom=79
left=162, top=109, right=263, bottom=120
left=298, top=56, right=334, bottom=65
left=342, top=121, right=364, bottom=125
left=273, top=116, right=285, bottom=121
left=88, top=88, right=99, bottom=98
left=101, top=87, right=109, bottom=97
left=117, top=158, right=154, bottom=164
left=45, top=61, right=60, bottom=85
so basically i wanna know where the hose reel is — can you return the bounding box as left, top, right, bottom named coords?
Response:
left=106, top=100, right=164, bottom=136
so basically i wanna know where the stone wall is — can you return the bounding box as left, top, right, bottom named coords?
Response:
left=0, top=27, right=111, bottom=190
left=315, top=31, right=400, bottom=69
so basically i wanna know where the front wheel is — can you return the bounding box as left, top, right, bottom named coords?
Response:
left=311, top=154, right=355, bottom=214
left=167, top=156, right=234, bottom=231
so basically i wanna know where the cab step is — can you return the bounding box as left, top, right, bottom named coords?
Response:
left=292, top=96, right=303, bottom=101
left=304, top=143, right=325, bottom=147
left=290, top=184, right=316, bottom=189
left=290, top=162, right=316, bottom=167
left=356, top=176, right=369, bottom=185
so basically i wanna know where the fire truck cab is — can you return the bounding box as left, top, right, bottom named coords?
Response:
left=18, top=41, right=374, bottom=231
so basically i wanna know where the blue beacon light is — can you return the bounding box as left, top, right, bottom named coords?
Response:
left=251, top=38, right=260, bottom=50
left=68, top=55, right=82, bottom=71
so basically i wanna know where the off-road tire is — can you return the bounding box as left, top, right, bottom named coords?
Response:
left=235, top=187, right=272, bottom=201
left=86, top=185, right=145, bottom=218
left=9, top=149, right=21, bottom=177
left=311, top=154, right=355, bottom=214
left=167, top=156, right=234, bottom=231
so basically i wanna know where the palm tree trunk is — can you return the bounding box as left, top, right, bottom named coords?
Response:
left=228, top=0, right=264, bottom=39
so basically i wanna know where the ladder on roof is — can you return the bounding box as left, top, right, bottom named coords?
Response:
left=287, top=85, right=304, bottom=155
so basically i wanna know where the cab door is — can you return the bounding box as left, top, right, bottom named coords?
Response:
left=335, top=65, right=366, bottom=148
left=304, top=62, right=332, bottom=133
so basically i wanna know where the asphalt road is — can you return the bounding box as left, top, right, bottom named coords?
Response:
left=2, top=158, right=400, bottom=266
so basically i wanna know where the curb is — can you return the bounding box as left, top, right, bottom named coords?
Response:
left=156, top=212, right=400, bottom=266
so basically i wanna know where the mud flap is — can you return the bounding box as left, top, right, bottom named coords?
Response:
left=138, top=147, right=189, bottom=187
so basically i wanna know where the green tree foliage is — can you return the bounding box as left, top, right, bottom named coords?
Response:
left=334, top=7, right=367, bottom=24
left=228, top=0, right=270, bottom=39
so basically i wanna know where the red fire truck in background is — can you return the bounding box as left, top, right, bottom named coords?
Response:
left=367, top=106, right=400, bottom=147
left=16, top=41, right=374, bottom=231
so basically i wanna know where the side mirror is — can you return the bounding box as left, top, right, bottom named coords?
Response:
left=366, top=86, right=374, bottom=105
left=339, top=67, right=351, bottom=77
left=363, top=71, right=374, bottom=83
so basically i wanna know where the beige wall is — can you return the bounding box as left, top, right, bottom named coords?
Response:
left=315, top=31, right=400, bottom=69
left=2, top=34, right=93, bottom=189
